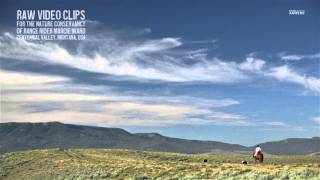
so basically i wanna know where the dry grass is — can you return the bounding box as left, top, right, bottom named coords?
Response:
left=1, top=148, right=319, bottom=179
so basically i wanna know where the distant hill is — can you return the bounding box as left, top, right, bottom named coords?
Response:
left=0, top=122, right=319, bottom=155
left=252, top=137, right=320, bottom=155
left=0, top=122, right=247, bottom=154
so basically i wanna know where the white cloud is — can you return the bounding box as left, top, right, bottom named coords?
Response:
left=279, top=52, right=320, bottom=61
left=1, top=32, right=319, bottom=94
left=240, top=57, right=320, bottom=94
left=1, top=70, right=309, bottom=128
left=263, top=121, right=288, bottom=126
left=281, top=55, right=304, bottom=61
left=2, top=109, right=215, bottom=127
left=2, top=92, right=110, bottom=102
left=104, top=102, right=195, bottom=117
left=254, top=120, right=307, bottom=132
left=1, top=99, right=249, bottom=126
left=206, top=112, right=252, bottom=126
left=266, top=66, right=320, bottom=94
left=131, top=38, right=182, bottom=52
left=0, top=70, right=248, bottom=126
left=208, top=111, right=244, bottom=120
left=0, top=32, right=248, bottom=83
left=239, top=57, right=265, bottom=72
left=312, top=117, right=320, bottom=125
left=262, top=126, right=305, bottom=132
left=1, top=95, right=249, bottom=126
left=0, top=69, right=67, bottom=90
left=1, top=27, right=318, bottom=129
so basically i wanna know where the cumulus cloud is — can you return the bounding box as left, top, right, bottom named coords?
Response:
left=239, top=57, right=265, bottom=72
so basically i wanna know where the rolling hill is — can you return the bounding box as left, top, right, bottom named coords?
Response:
left=252, top=137, right=320, bottom=155
left=0, top=122, right=319, bottom=155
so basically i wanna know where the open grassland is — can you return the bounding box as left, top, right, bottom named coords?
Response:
left=1, top=148, right=320, bottom=179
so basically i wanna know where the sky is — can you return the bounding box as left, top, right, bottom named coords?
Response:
left=0, top=0, right=319, bottom=146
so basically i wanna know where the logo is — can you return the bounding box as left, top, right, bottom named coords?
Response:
left=289, top=9, right=305, bottom=16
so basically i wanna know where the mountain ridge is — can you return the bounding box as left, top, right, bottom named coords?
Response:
left=0, top=122, right=319, bottom=155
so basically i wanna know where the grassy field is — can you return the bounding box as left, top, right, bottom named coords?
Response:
left=1, top=148, right=320, bottom=179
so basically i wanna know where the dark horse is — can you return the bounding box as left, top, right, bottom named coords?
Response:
left=253, top=151, right=264, bottom=163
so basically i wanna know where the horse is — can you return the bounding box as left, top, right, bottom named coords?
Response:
left=253, top=151, right=264, bottom=163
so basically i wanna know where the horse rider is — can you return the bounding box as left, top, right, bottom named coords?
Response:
left=254, top=145, right=262, bottom=157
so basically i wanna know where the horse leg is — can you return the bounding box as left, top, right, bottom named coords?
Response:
left=259, top=154, right=263, bottom=163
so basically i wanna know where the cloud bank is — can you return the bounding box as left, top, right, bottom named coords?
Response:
left=0, top=32, right=319, bottom=94
left=1, top=70, right=252, bottom=126
left=0, top=25, right=318, bottom=131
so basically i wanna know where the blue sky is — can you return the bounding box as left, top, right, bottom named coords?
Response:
left=0, top=0, right=319, bottom=145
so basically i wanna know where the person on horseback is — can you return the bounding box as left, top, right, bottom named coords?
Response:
left=254, top=145, right=262, bottom=157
